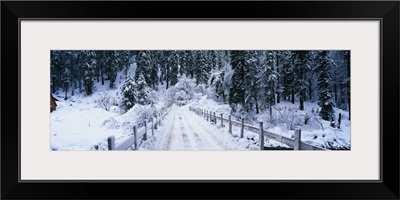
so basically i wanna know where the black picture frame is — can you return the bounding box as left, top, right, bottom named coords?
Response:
left=2, top=1, right=399, bottom=199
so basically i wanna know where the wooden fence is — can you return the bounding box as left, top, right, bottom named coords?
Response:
left=189, top=107, right=326, bottom=151
left=107, top=108, right=169, bottom=150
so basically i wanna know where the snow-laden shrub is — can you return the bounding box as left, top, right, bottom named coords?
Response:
left=122, top=104, right=158, bottom=126
left=207, top=70, right=227, bottom=102
left=195, top=84, right=206, bottom=95
left=95, top=92, right=118, bottom=111
left=230, top=104, right=247, bottom=121
left=102, top=104, right=159, bottom=134
left=148, top=90, right=159, bottom=105
left=265, top=106, right=324, bottom=131
left=166, top=76, right=196, bottom=106
left=174, top=90, right=190, bottom=106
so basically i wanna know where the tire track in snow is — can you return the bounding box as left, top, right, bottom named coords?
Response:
left=158, top=112, right=177, bottom=150
left=179, top=112, right=206, bottom=150
left=178, top=113, right=193, bottom=150
left=182, top=107, right=244, bottom=150
left=180, top=110, right=225, bottom=150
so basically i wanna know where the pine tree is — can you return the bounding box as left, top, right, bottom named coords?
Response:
left=62, top=67, right=70, bottom=100
left=120, top=50, right=132, bottom=76
left=344, top=51, right=350, bottom=120
left=78, top=50, right=96, bottom=95
left=50, top=51, right=61, bottom=94
left=169, top=50, right=179, bottom=86
left=280, top=51, right=295, bottom=103
left=194, top=51, right=208, bottom=85
left=315, top=51, right=335, bottom=120
left=259, top=52, right=279, bottom=115
left=160, top=51, right=171, bottom=89
left=228, top=51, right=246, bottom=108
left=135, top=50, right=152, bottom=84
left=217, top=51, right=224, bottom=70
left=293, top=51, right=311, bottom=110
left=120, top=73, right=138, bottom=112
left=105, top=51, right=119, bottom=89
left=149, top=51, right=159, bottom=90
left=179, top=51, right=188, bottom=76
left=136, top=73, right=150, bottom=105
left=211, top=50, right=219, bottom=69
left=244, top=50, right=258, bottom=112
left=186, top=51, right=195, bottom=78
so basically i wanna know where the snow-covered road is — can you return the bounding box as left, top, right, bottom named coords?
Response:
left=158, top=105, right=226, bottom=150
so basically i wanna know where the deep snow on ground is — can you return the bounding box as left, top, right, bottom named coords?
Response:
left=51, top=71, right=350, bottom=150
left=189, top=96, right=351, bottom=150
left=51, top=67, right=165, bottom=150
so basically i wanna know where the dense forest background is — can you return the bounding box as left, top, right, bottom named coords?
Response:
left=51, top=50, right=350, bottom=121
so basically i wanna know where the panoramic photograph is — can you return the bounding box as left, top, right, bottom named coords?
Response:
left=50, top=50, right=350, bottom=151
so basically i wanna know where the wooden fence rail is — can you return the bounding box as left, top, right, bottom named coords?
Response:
left=189, top=106, right=326, bottom=151
left=107, top=108, right=169, bottom=150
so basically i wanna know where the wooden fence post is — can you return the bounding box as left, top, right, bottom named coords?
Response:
left=240, top=118, right=244, bottom=138
left=213, top=112, right=216, bottom=124
left=206, top=110, right=209, bottom=121
left=259, top=122, right=264, bottom=150
left=220, top=113, right=224, bottom=127
left=133, top=125, right=138, bottom=150
left=338, top=113, right=342, bottom=129
left=229, top=115, right=232, bottom=135
left=107, top=136, right=115, bottom=150
left=151, top=117, right=154, bottom=136
left=294, top=128, right=301, bottom=150
left=143, top=120, right=148, bottom=141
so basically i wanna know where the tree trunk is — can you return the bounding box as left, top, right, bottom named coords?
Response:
left=96, top=66, right=99, bottom=82
left=348, top=96, right=351, bottom=120
left=308, top=78, right=312, bottom=101
left=64, top=83, right=68, bottom=100
left=101, top=68, right=104, bottom=85
left=334, top=83, right=338, bottom=107
left=291, top=89, right=295, bottom=104
left=347, top=53, right=351, bottom=121
left=255, top=100, right=259, bottom=114
left=276, top=53, right=280, bottom=104
left=166, top=70, right=169, bottom=89
left=299, top=96, right=304, bottom=110
left=269, top=105, right=272, bottom=117
left=277, top=92, right=280, bottom=104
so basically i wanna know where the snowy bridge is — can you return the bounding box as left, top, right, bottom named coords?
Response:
left=106, top=106, right=327, bottom=151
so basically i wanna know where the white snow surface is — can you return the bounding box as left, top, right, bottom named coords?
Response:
left=189, top=96, right=351, bottom=150
left=51, top=72, right=350, bottom=151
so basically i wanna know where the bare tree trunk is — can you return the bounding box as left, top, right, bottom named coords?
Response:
left=308, top=78, right=312, bottom=101
left=256, top=100, right=259, bottom=114
left=299, top=96, right=304, bottom=110
left=64, top=83, right=68, bottom=100
left=291, top=89, right=295, bottom=104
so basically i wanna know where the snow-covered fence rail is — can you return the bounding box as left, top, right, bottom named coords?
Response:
left=107, top=108, right=170, bottom=150
left=189, top=107, right=326, bottom=151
